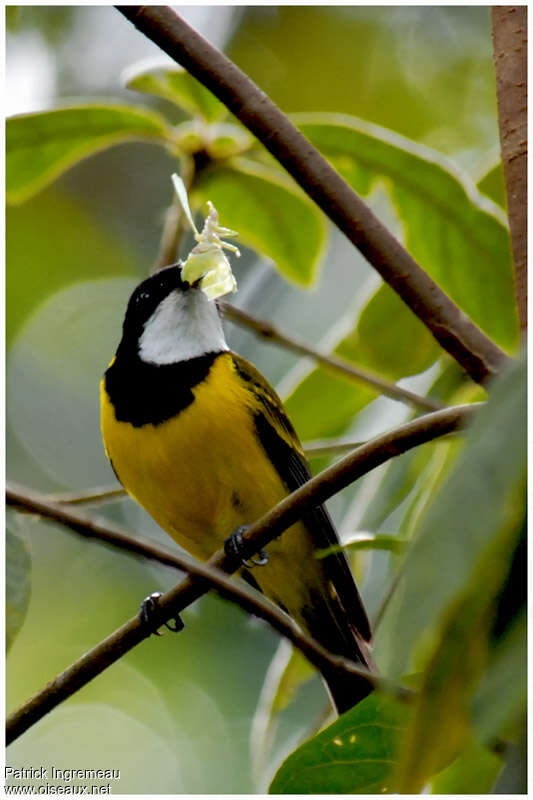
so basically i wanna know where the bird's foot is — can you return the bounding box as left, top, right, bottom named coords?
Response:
left=224, top=526, right=269, bottom=568
left=139, top=591, right=185, bottom=636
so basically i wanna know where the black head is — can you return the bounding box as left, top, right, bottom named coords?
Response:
left=119, top=264, right=189, bottom=349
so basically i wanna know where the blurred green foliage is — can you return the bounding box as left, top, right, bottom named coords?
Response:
left=6, top=6, right=524, bottom=794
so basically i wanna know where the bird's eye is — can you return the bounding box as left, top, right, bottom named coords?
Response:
left=136, top=290, right=150, bottom=305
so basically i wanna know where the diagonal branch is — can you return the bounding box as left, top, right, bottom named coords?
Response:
left=6, top=482, right=195, bottom=573
left=115, top=5, right=509, bottom=386
left=7, top=484, right=414, bottom=715
left=6, top=403, right=478, bottom=744
left=220, top=303, right=444, bottom=412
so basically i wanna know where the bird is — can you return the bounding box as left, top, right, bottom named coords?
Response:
left=100, top=185, right=373, bottom=713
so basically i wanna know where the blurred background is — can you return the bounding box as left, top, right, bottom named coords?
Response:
left=7, top=6, right=502, bottom=793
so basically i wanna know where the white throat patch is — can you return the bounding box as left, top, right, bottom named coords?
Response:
left=138, top=288, right=228, bottom=365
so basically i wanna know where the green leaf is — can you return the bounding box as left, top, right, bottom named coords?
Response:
left=282, top=288, right=436, bottom=442
left=430, top=739, right=502, bottom=794
left=340, top=284, right=439, bottom=379
left=269, top=692, right=408, bottom=794
left=7, top=104, right=173, bottom=204
left=125, top=62, right=227, bottom=122
left=6, top=522, right=32, bottom=651
left=395, top=508, right=522, bottom=792
left=7, top=187, right=138, bottom=346
left=472, top=611, right=526, bottom=742
left=477, top=162, right=506, bottom=209
left=173, top=120, right=253, bottom=160
left=377, top=351, right=526, bottom=678
left=316, top=533, right=406, bottom=558
left=270, top=646, right=317, bottom=714
left=359, top=361, right=472, bottom=533
left=194, top=159, right=327, bottom=287
left=284, top=368, right=375, bottom=441
left=283, top=273, right=450, bottom=444
left=359, top=443, right=436, bottom=532
left=295, top=114, right=518, bottom=352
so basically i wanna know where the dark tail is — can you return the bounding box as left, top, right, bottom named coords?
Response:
left=321, top=634, right=375, bottom=714
left=302, top=587, right=376, bottom=714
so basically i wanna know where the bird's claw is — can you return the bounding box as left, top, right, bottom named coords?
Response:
left=139, top=591, right=184, bottom=635
left=224, top=526, right=269, bottom=568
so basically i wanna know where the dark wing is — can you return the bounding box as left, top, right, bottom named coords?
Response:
left=231, top=352, right=371, bottom=642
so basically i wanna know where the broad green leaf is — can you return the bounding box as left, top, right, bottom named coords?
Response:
left=472, top=611, right=526, bottom=742
left=8, top=278, right=137, bottom=487
left=125, top=62, right=227, bottom=122
left=283, top=280, right=446, bottom=443
left=7, top=104, right=173, bottom=204
left=284, top=368, right=375, bottom=441
left=477, top=162, right=506, bottom=209
left=173, top=120, right=253, bottom=160
left=6, top=522, right=32, bottom=651
left=269, top=692, right=408, bottom=794
left=430, top=739, right=502, bottom=794
left=7, top=187, right=138, bottom=346
left=395, top=510, right=522, bottom=792
left=282, top=302, right=434, bottom=443
left=340, top=284, right=439, bottom=379
left=377, top=352, right=526, bottom=678
left=194, top=159, right=327, bottom=287
left=295, top=114, right=518, bottom=352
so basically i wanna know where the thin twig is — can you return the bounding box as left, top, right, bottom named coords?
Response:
left=6, top=484, right=194, bottom=573
left=304, top=438, right=366, bottom=458
left=44, top=485, right=125, bottom=506
left=491, top=6, right=527, bottom=335
left=221, top=303, right=443, bottom=412
left=6, top=403, right=478, bottom=744
left=115, top=5, right=509, bottom=386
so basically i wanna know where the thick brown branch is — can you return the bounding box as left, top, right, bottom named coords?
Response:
left=115, top=5, right=509, bottom=385
left=6, top=403, right=479, bottom=744
left=492, top=6, right=527, bottom=335
left=220, top=303, right=443, bottom=412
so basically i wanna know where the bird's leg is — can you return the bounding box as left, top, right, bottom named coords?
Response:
left=139, top=591, right=185, bottom=635
left=224, top=525, right=269, bottom=567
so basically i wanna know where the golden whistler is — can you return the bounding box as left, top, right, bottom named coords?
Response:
left=100, top=182, right=372, bottom=712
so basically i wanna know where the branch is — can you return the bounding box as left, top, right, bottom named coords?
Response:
left=115, top=5, right=509, bottom=386
left=43, top=485, right=124, bottom=506
left=6, top=403, right=479, bottom=743
left=6, top=483, right=196, bottom=573
left=220, top=303, right=443, bottom=412
left=491, top=6, right=527, bottom=335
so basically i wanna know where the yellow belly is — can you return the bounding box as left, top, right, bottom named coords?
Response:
left=100, top=353, right=319, bottom=619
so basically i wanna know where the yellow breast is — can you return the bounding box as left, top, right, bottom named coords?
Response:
left=100, top=353, right=289, bottom=561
